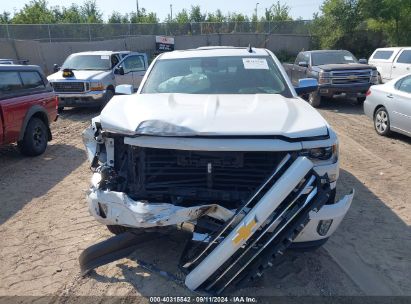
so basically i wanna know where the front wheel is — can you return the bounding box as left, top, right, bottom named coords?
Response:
left=102, top=89, right=114, bottom=109
left=18, top=117, right=49, bottom=156
left=308, top=92, right=322, bottom=108
left=374, top=107, right=391, bottom=136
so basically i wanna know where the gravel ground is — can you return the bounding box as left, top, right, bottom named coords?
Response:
left=0, top=98, right=410, bottom=300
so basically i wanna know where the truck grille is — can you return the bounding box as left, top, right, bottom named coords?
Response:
left=331, top=70, right=372, bottom=85
left=52, top=82, right=86, bottom=93
left=121, top=146, right=288, bottom=208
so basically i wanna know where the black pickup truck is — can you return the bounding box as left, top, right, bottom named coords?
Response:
left=283, top=50, right=378, bottom=107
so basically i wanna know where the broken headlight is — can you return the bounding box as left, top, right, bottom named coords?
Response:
left=300, top=143, right=338, bottom=162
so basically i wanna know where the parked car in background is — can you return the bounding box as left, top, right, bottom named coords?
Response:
left=0, top=65, right=58, bottom=156
left=283, top=50, right=378, bottom=107
left=364, top=73, right=411, bottom=137
left=47, top=51, right=148, bottom=110
left=0, top=59, right=29, bottom=65
left=369, top=47, right=411, bottom=83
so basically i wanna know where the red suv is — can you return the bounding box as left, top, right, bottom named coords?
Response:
left=0, top=65, right=58, bottom=156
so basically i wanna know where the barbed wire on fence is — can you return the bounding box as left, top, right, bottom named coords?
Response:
left=0, top=21, right=312, bottom=42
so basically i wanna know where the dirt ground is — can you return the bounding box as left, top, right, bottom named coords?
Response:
left=0, top=98, right=410, bottom=300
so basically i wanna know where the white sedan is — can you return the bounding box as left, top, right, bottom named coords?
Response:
left=364, top=73, right=411, bottom=137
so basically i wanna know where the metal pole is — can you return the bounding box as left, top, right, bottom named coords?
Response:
left=47, top=24, right=52, bottom=43
left=255, top=3, right=259, bottom=20
left=170, top=4, right=173, bottom=21
left=6, top=23, right=10, bottom=39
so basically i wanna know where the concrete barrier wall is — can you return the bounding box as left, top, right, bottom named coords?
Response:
left=0, top=34, right=310, bottom=75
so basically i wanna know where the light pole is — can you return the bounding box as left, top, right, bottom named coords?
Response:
left=170, top=4, right=173, bottom=21
left=255, top=2, right=259, bottom=21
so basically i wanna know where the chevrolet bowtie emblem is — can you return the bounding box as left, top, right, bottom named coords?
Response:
left=348, top=75, right=358, bottom=80
left=232, top=217, right=258, bottom=245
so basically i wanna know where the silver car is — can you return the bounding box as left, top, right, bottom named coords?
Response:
left=364, top=73, right=411, bottom=137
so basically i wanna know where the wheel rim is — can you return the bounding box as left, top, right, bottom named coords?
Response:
left=375, top=110, right=388, bottom=133
left=33, top=126, right=44, bottom=147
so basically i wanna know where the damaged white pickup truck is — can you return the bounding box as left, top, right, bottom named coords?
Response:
left=81, top=47, right=354, bottom=294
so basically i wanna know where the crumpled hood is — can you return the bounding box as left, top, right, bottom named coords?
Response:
left=100, top=93, right=329, bottom=138
left=47, top=70, right=109, bottom=81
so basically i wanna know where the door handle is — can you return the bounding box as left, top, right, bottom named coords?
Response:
left=387, top=94, right=394, bottom=99
left=393, top=66, right=396, bottom=69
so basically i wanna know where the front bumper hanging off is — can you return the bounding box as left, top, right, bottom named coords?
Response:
left=80, top=155, right=354, bottom=294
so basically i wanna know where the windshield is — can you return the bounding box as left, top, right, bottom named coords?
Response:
left=141, top=56, right=291, bottom=96
left=312, top=51, right=358, bottom=66
left=61, top=54, right=111, bottom=71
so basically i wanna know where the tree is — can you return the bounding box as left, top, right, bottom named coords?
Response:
left=58, top=4, right=83, bottom=23
left=227, top=13, right=250, bottom=22
left=80, top=0, right=103, bottom=23
left=359, top=0, right=411, bottom=46
left=189, top=5, right=206, bottom=22
left=129, top=8, right=158, bottom=23
left=0, top=11, right=11, bottom=24
left=175, top=9, right=190, bottom=24
left=264, top=1, right=293, bottom=21
left=206, top=10, right=226, bottom=22
left=12, top=0, right=57, bottom=24
left=108, top=11, right=130, bottom=23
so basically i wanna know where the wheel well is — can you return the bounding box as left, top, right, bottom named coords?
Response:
left=107, top=85, right=115, bottom=92
left=31, top=112, right=51, bottom=141
left=373, top=105, right=385, bottom=118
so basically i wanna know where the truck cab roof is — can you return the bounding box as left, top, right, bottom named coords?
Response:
left=159, top=47, right=270, bottom=59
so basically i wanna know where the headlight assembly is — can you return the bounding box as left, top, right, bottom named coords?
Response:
left=300, top=143, right=338, bottom=162
left=90, top=82, right=105, bottom=91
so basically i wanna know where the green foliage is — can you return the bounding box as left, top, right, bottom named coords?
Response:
left=311, top=0, right=411, bottom=57
left=13, top=0, right=57, bottom=24
left=263, top=1, right=293, bottom=21
left=206, top=10, right=226, bottom=23
left=79, top=0, right=103, bottom=23
left=174, top=9, right=190, bottom=24
left=0, top=11, right=11, bottom=24
left=189, top=6, right=206, bottom=23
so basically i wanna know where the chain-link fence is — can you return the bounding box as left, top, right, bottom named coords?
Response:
left=0, top=21, right=312, bottom=42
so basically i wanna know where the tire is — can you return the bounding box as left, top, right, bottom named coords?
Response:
left=357, top=97, right=366, bottom=104
left=106, top=225, right=131, bottom=235
left=58, top=106, right=64, bottom=113
left=18, top=117, right=48, bottom=156
left=374, top=107, right=391, bottom=136
left=308, top=91, right=322, bottom=107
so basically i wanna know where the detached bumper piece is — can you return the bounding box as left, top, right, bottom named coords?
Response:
left=183, top=155, right=331, bottom=294
left=79, top=155, right=331, bottom=294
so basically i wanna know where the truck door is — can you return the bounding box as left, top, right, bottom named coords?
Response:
left=115, top=55, right=147, bottom=91
left=293, top=52, right=309, bottom=85
left=391, top=49, right=411, bottom=79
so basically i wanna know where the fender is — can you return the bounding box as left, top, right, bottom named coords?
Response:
left=18, top=105, right=52, bottom=142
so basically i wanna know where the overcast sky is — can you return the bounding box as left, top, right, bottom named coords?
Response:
left=2, top=0, right=324, bottom=21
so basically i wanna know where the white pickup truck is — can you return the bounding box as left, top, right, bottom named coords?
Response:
left=81, top=47, right=354, bottom=293
left=48, top=51, right=148, bottom=110
left=369, top=47, right=411, bottom=83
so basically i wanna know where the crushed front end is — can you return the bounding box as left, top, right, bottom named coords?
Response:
left=82, top=120, right=354, bottom=293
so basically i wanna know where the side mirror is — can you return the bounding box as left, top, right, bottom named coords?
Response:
left=294, top=78, right=318, bottom=95
left=359, top=59, right=368, bottom=64
left=298, top=61, right=309, bottom=68
left=115, top=66, right=125, bottom=75
left=115, top=84, right=133, bottom=95
left=53, top=64, right=60, bottom=73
